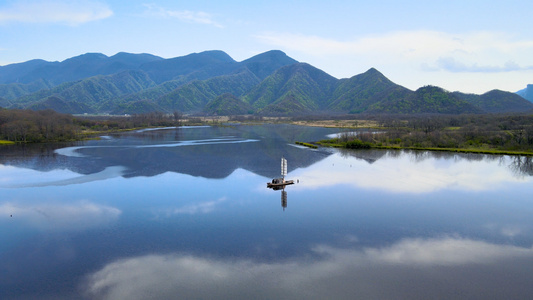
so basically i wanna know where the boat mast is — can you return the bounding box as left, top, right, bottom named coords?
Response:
left=281, top=157, right=287, bottom=181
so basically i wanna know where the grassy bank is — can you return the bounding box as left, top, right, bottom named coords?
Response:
left=0, top=140, right=15, bottom=145
left=316, top=138, right=533, bottom=156
left=295, top=141, right=318, bottom=149
left=300, top=114, right=533, bottom=157
left=291, top=119, right=381, bottom=129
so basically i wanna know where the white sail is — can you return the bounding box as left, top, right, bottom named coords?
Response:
left=281, top=157, right=287, bottom=177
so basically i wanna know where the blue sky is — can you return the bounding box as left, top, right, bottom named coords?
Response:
left=1, top=0, right=532, bottom=94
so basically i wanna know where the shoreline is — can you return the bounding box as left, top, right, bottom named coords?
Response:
left=316, top=141, right=533, bottom=156
left=3, top=117, right=533, bottom=157
left=314, top=139, right=533, bottom=157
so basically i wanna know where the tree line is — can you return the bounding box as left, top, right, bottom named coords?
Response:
left=314, top=114, right=533, bottom=153
left=0, top=109, right=183, bottom=143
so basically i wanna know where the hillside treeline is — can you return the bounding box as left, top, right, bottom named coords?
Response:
left=328, top=114, right=533, bottom=153
left=0, top=109, right=182, bottom=143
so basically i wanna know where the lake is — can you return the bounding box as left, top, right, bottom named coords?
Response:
left=1, top=124, right=533, bottom=299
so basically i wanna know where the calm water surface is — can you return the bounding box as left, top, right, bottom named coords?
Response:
left=1, top=124, right=533, bottom=299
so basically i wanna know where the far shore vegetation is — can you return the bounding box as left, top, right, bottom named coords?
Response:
left=303, top=114, right=533, bottom=156
left=0, top=109, right=185, bottom=143
left=2, top=108, right=533, bottom=156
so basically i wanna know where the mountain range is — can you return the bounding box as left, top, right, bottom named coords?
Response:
left=1, top=50, right=532, bottom=115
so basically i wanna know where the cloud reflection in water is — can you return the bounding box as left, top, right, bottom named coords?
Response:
left=169, top=197, right=227, bottom=215
left=292, top=152, right=532, bottom=193
left=84, top=237, right=533, bottom=300
left=0, top=201, right=121, bottom=231
left=0, top=165, right=126, bottom=188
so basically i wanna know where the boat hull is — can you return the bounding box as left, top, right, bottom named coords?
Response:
left=267, top=180, right=294, bottom=189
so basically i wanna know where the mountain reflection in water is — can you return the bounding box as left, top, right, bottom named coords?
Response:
left=2, top=124, right=533, bottom=299
left=0, top=124, right=337, bottom=179
left=1, top=125, right=533, bottom=180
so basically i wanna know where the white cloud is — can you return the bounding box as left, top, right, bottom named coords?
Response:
left=433, top=56, right=533, bottom=73
left=255, top=30, right=533, bottom=73
left=0, top=0, right=113, bottom=25
left=143, top=4, right=223, bottom=28
left=83, top=237, right=533, bottom=299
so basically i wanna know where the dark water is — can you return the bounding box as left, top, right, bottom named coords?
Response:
left=1, top=124, right=533, bottom=299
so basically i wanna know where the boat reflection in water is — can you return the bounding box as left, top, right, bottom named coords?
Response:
left=269, top=184, right=291, bottom=211
left=267, top=157, right=295, bottom=210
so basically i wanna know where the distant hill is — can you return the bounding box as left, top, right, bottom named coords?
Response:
left=328, top=68, right=403, bottom=113
left=517, top=84, right=533, bottom=102
left=0, top=53, right=162, bottom=86
left=0, top=59, right=51, bottom=84
left=455, top=90, right=533, bottom=113
left=371, top=85, right=483, bottom=114
left=139, top=50, right=236, bottom=84
left=1, top=50, right=532, bottom=115
left=240, top=50, right=298, bottom=80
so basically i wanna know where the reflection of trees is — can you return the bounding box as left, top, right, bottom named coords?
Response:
left=337, top=149, right=387, bottom=164
left=338, top=148, right=494, bottom=165
left=509, top=156, right=533, bottom=177
left=337, top=147, right=533, bottom=178
left=136, top=130, right=168, bottom=141
left=0, top=142, right=79, bottom=171
left=408, top=150, right=432, bottom=162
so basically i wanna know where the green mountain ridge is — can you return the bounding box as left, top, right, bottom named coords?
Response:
left=0, top=79, right=53, bottom=100
left=27, top=95, right=93, bottom=113
left=241, top=50, right=300, bottom=80
left=0, top=59, right=51, bottom=84
left=204, top=93, right=253, bottom=115
left=244, top=63, right=338, bottom=113
left=139, top=50, right=236, bottom=84
left=12, top=70, right=156, bottom=114
left=456, top=90, right=533, bottom=113
left=1, top=50, right=532, bottom=115
left=111, top=68, right=261, bottom=114
left=371, top=86, right=483, bottom=114
left=328, top=68, right=401, bottom=113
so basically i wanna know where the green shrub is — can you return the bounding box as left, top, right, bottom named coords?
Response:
left=345, top=139, right=372, bottom=149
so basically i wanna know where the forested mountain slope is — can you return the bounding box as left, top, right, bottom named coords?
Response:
left=1, top=50, right=532, bottom=115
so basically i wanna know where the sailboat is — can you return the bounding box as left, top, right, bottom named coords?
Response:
left=267, top=157, right=295, bottom=189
